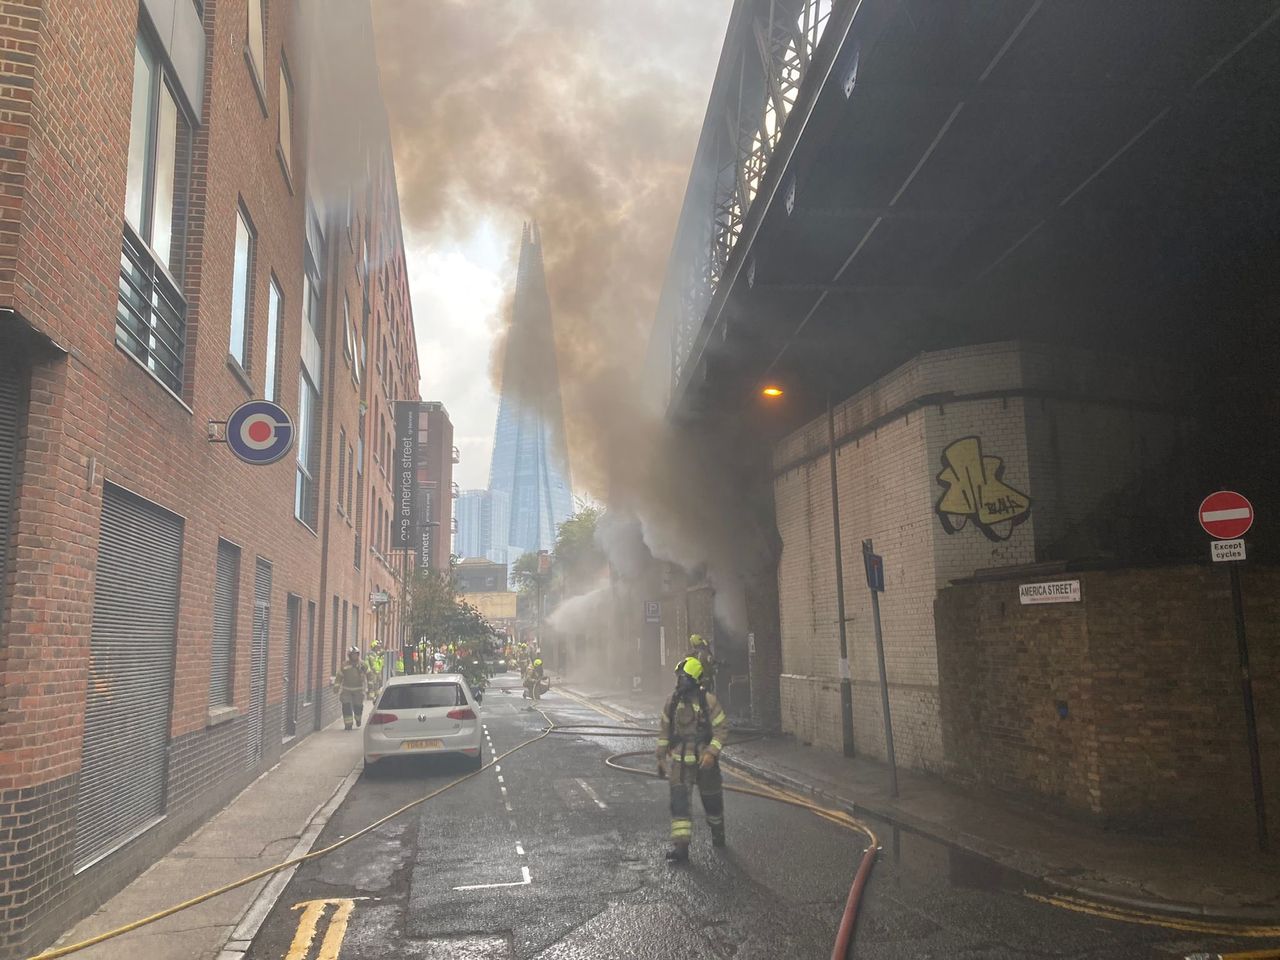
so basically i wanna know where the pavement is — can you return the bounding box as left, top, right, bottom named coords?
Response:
left=556, top=677, right=1280, bottom=923
left=50, top=718, right=364, bottom=960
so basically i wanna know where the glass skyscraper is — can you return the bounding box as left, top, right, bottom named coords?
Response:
left=487, top=223, right=574, bottom=555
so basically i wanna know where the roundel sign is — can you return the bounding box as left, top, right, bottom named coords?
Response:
left=226, top=400, right=294, bottom=466
left=1198, top=490, right=1253, bottom=540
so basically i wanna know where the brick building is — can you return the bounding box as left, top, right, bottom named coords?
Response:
left=0, top=1, right=421, bottom=955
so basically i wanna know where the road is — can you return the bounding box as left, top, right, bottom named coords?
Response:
left=244, top=675, right=1262, bottom=959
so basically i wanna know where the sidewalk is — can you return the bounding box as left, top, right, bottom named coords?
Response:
left=51, top=722, right=364, bottom=960
left=559, top=679, right=1280, bottom=922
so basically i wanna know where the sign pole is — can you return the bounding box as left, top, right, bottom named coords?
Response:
left=1229, top=561, right=1268, bottom=852
left=863, top=539, right=898, bottom=797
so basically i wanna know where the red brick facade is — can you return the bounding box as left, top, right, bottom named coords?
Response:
left=0, top=1, right=421, bottom=955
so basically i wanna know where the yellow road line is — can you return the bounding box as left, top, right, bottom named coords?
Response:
left=284, top=900, right=327, bottom=960
left=1219, top=948, right=1280, bottom=959
left=1025, top=893, right=1280, bottom=938
left=316, top=899, right=355, bottom=960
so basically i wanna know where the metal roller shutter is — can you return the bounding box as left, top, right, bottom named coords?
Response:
left=246, top=559, right=272, bottom=767
left=76, top=484, right=182, bottom=867
left=283, top=595, right=298, bottom=737
left=0, top=359, right=20, bottom=621
left=210, top=540, right=240, bottom=708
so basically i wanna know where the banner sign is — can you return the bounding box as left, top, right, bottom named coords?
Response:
left=418, top=481, right=437, bottom=570
left=394, top=402, right=418, bottom=549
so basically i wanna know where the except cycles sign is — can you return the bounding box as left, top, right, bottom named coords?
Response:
left=225, top=400, right=294, bottom=465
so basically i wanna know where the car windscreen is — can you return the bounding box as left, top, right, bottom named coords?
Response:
left=378, top=683, right=465, bottom=710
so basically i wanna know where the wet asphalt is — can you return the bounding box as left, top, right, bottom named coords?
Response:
left=244, top=675, right=1263, bottom=959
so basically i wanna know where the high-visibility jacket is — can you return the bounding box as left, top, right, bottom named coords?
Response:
left=657, top=687, right=728, bottom=767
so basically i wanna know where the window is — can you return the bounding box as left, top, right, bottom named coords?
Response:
left=343, top=295, right=354, bottom=365
left=117, top=29, right=193, bottom=394
left=330, top=595, right=340, bottom=679
left=354, top=419, right=364, bottom=567
left=295, top=370, right=320, bottom=527
left=337, top=428, right=347, bottom=514
left=247, top=0, right=265, bottom=84
left=341, top=600, right=348, bottom=662
left=229, top=206, right=255, bottom=370
left=351, top=604, right=360, bottom=651
left=265, top=277, right=282, bottom=401
left=210, top=540, right=240, bottom=708
left=278, top=60, right=293, bottom=173
left=378, top=682, right=465, bottom=710
left=346, top=442, right=354, bottom=516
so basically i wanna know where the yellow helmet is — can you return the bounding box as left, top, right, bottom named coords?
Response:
left=689, top=634, right=706, bottom=648
left=534, top=658, right=542, bottom=667
left=676, top=656, right=704, bottom=682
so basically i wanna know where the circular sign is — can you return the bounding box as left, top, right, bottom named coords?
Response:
left=1198, top=490, right=1254, bottom=539
left=226, top=400, right=294, bottom=465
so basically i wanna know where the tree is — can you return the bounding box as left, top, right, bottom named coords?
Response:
left=554, top=505, right=605, bottom=592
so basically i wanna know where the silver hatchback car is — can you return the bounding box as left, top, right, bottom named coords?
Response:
left=363, top=674, right=483, bottom=770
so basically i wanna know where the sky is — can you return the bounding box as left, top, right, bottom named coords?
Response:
left=371, top=0, right=735, bottom=494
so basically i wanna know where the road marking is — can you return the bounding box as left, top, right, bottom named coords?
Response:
left=453, top=866, right=532, bottom=891
left=497, top=775, right=504, bottom=783
left=504, top=800, right=513, bottom=812
left=286, top=898, right=363, bottom=960
left=1025, top=894, right=1280, bottom=938
left=494, top=764, right=501, bottom=773
left=575, top=777, right=608, bottom=809
left=515, top=843, right=525, bottom=856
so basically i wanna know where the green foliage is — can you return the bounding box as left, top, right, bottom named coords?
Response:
left=554, top=505, right=605, bottom=589
left=407, top=572, right=498, bottom=691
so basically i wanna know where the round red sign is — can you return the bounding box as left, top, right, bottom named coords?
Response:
left=1198, top=490, right=1254, bottom=539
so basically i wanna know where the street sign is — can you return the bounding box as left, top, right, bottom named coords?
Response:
left=644, top=600, right=660, bottom=623
left=369, top=591, right=390, bottom=605
left=1212, top=538, right=1247, bottom=562
left=863, top=549, right=885, bottom=593
left=225, top=400, right=294, bottom=465
left=1018, top=580, right=1082, bottom=605
left=1199, top=490, right=1254, bottom=540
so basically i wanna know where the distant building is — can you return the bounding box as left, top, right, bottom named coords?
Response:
left=487, top=223, right=574, bottom=554
left=455, top=488, right=510, bottom=561
left=454, top=558, right=510, bottom=594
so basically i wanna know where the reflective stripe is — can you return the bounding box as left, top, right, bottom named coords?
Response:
left=656, top=739, right=669, bottom=747
left=711, top=711, right=727, bottom=726
left=682, top=754, right=698, bottom=764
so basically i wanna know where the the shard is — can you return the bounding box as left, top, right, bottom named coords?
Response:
left=486, top=223, right=574, bottom=557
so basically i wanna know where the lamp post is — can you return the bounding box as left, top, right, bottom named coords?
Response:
left=762, top=384, right=855, bottom=758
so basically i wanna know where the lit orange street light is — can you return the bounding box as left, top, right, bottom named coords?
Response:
left=761, top=385, right=784, bottom=398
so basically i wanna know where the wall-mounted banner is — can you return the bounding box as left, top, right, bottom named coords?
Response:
left=1018, top=580, right=1081, bottom=605
left=418, top=481, right=437, bottom=570
left=394, top=402, right=418, bottom=549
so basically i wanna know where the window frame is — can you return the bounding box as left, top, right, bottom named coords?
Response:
left=245, top=0, right=267, bottom=108
left=277, top=55, right=294, bottom=180
left=264, top=275, right=283, bottom=402
left=228, top=203, right=256, bottom=374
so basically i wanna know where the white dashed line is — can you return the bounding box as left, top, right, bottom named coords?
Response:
left=497, top=775, right=504, bottom=784
left=575, top=778, right=608, bottom=810
left=515, top=843, right=525, bottom=856
left=504, top=800, right=513, bottom=812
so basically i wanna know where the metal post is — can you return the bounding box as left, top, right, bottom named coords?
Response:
left=827, top=396, right=855, bottom=757
left=1230, top=562, right=1268, bottom=852
left=864, top=538, right=899, bottom=798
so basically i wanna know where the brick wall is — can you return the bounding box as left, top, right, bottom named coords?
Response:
left=0, top=1, right=418, bottom=955
left=772, top=341, right=1188, bottom=773
left=937, top=565, right=1280, bottom=844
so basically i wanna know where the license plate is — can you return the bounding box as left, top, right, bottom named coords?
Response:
left=401, top=739, right=443, bottom=750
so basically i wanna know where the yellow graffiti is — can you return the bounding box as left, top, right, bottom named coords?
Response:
left=935, top=436, right=1031, bottom=541
left=286, top=898, right=359, bottom=960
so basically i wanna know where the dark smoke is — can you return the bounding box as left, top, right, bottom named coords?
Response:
left=370, top=0, right=767, bottom=630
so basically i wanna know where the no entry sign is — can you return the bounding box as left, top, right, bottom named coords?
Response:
left=1198, top=490, right=1254, bottom=540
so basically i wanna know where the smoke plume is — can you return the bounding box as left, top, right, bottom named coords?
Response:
left=370, top=1, right=772, bottom=632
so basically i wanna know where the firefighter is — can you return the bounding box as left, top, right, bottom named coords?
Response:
left=333, top=647, right=369, bottom=730
left=523, top=657, right=546, bottom=702
left=688, top=633, right=715, bottom=688
left=366, top=642, right=384, bottom=699
left=657, top=656, right=728, bottom=862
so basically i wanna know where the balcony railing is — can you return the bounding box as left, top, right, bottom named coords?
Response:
left=451, top=445, right=460, bottom=464
left=116, top=225, right=187, bottom=395
left=451, top=481, right=459, bottom=499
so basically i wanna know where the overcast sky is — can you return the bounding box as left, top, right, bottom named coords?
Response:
left=372, top=1, right=733, bottom=495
